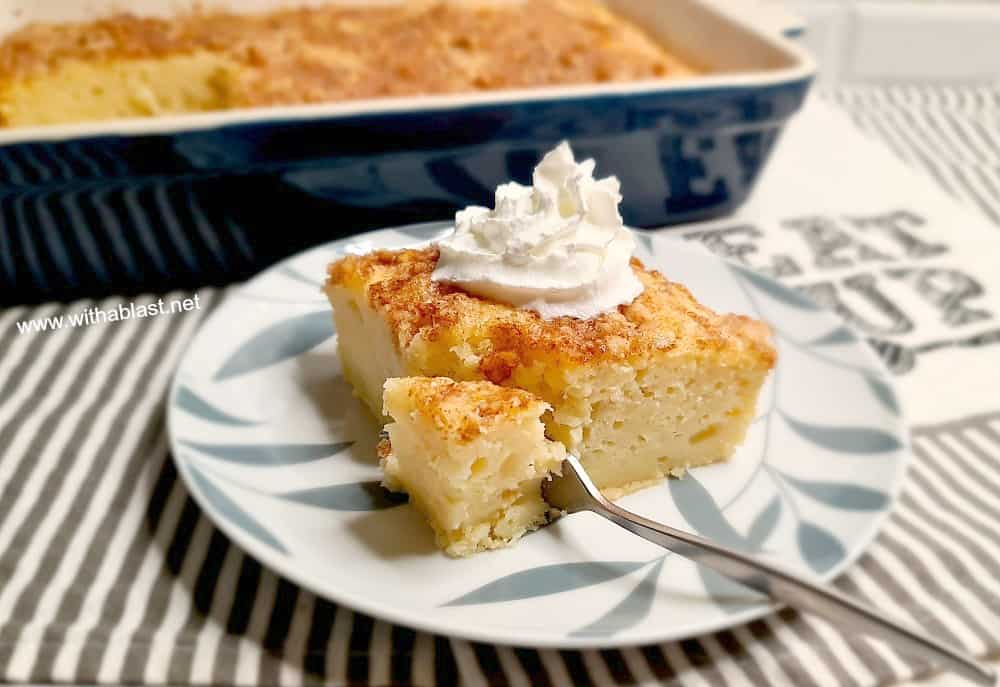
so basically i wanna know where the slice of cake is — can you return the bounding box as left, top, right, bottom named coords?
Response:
left=329, top=247, right=774, bottom=497
left=379, top=376, right=566, bottom=557
left=328, top=142, right=775, bottom=503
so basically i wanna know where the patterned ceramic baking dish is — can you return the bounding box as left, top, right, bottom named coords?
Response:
left=0, top=0, right=814, bottom=304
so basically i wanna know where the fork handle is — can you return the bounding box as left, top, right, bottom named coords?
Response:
left=595, top=500, right=996, bottom=686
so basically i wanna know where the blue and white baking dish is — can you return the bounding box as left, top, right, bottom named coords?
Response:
left=0, top=0, right=814, bottom=305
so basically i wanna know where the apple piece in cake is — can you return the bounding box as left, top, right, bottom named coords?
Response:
left=327, top=246, right=775, bottom=498
left=379, top=376, right=566, bottom=557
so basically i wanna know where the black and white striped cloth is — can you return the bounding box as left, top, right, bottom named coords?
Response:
left=1, top=85, right=998, bottom=686
left=827, top=85, right=1000, bottom=229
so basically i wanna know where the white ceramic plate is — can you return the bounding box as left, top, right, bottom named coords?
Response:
left=167, top=222, right=908, bottom=648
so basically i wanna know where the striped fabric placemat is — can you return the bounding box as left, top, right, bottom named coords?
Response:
left=1, top=86, right=998, bottom=686
left=827, top=85, right=1000, bottom=228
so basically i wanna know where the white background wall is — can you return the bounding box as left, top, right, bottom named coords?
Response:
left=784, top=0, right=1000, bottom=85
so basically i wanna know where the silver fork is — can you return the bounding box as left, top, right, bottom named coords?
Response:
left=542, top=454, right=996, bottom=686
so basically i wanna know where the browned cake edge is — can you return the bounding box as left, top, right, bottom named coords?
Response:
left=382, top=376, right=549, bottom=444
left=326, top=246, right=777, bottom=375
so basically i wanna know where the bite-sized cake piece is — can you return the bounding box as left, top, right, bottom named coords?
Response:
left=379, top=376, right=566, bottom=557
left=328, top=248, right=775, bottom=498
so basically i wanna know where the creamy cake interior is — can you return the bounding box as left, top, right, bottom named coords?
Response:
left=327, top=247, right=774, bottom=498
left=380, top=376, right=566, bottom=556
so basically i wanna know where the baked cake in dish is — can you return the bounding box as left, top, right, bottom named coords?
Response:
left=327, top=246, right=775, bottom=498
left=0, top=0, right=697, bottom=127
left=379, top=376, right=566, bottom=556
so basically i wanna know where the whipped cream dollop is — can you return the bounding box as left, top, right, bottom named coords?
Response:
left=431, top=142, right=644, bottom=319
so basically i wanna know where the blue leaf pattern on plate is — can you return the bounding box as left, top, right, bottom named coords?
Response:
left=781, top=412, right=902, bottom=454
left=745, top=497, right=782, bottom=550
left=781, top=475, right=888, bottom=511
left=809, top=327, right=857, bottom=346
left=668, top=474, right=747, bottom=548
left=277, top=265, right=322, bottom=289
left=698, top=566, right=765, bottom=614
left=187, top=462, right=287, bottom=554
left=634, top=232, right=655, bottom=257
left=733, top=266, right=819, bottom=310
left=214, top=310, right=334, bottom=381
left=165, top=234, right=909, bottom=643
left=175, top=386, right=258, bottom=426
left=570, top=558, right=665, bottom=637
left=864, top=375, right=901, bottom=416
left=393, top=221, right=451, bottom=240
left=798, top=522, right=845, bottom=574
left=182, top=440, right=353, bottom=466
left=272, top=481, right=407, bottom=511
left=442, top=561, right=648, bottom=606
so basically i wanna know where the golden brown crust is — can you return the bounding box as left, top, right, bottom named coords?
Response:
left=327, top=247, right=777, bottom=376
left=0, top=0, right=696, bottom=111
left=376, top=435, right=393, bottom=463
left=386, top=376, right=547, bottom=443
